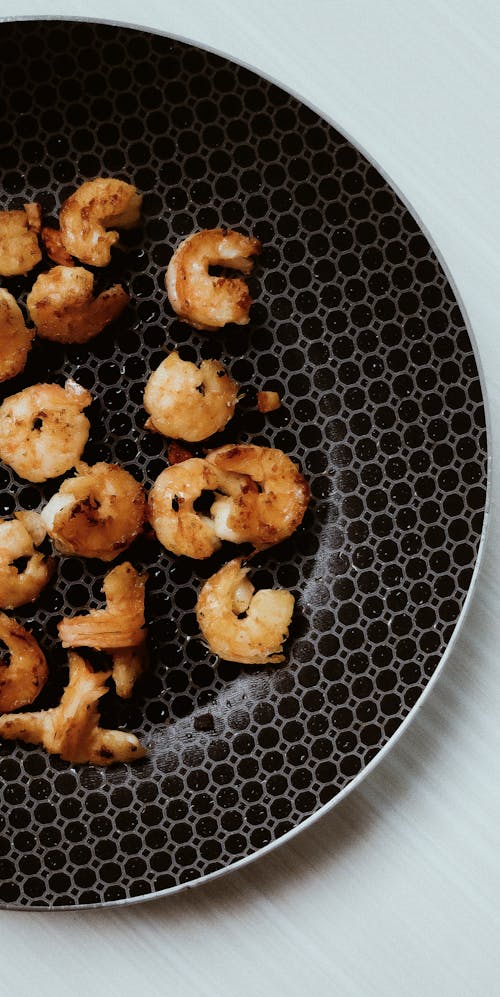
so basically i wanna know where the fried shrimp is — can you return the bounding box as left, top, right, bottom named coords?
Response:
left=60, top=178, right=142, bottom=267
left=41, top=462, right=146, bottom=561
left=196, top=557, right=294, bottom=665
left=206, top=444, right=310, bottom=549
left=0, top=652, right=146, bottom=765
left=27, top=266, right=129, bottom=344
left=144, top=351, right=238, bottom=442
left=58, top=562, right=147, bottom=698
left=0, top=514, right=54, bottom=609
left=0, top=203, right=42, bottom=276
left=149, top=458, right=223, bottom=559
left=165, top=228, right=261, bottom=331
left=0, top=613, right=48, bottom=712
left=0, top=289, right=34, bottom=382
left=148, top=457, right=257, bottom=559
left=0, top=379, right=92, bottom=482
left=58, top=563, right=146, bottom=649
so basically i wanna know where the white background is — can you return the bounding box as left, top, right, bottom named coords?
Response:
left=1, top=2, right=499, bottom=994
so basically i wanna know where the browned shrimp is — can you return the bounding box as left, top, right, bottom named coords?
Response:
left=0, top=652, right=145, bottom=765
left=165, top=228, right=261, bottom=331
left=58, top=562, right=148, bottom=698
left=41, top=462, right=146, bottom=561
left=144, top=351, right=238, bottom=441
left=0, top=203, right=42, bottom=276
left=0, top=613, right=48, bottom=712
left=58, top=562, right=146, bottom=649
left=27, top=266, right=129, bottom=344
left=0, top=379, right=92, bottom=482
left=148, top=457, right=258, bottom=559
left=59, top=178, right=142, bottom=266
left=148, top=458, right=222, bottom=559
left=0, top=289, right=34, bottom=382
left=206, top=444, right=310, bottom=548
left=0, top=513, right=55, bottom=609
left=196, top=557, right=295, bottom=665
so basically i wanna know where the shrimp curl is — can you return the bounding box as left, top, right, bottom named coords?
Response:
left=144, top=351, right=238, bottom=442
left=166, top=228, right=261, bottom=331
left=0, top=379, right=92, bottom=482
left=60, top=178, right=142, bottom=267
left=196, top=557, right=294, bottom=665
left=41, top=462, right=146, bottom=561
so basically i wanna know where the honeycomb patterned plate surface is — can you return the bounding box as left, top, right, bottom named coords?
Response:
left=0, top=19, right=488, bottom=908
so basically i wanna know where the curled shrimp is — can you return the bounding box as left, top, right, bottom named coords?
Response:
left=27, top=265, right=129, bottom=344
left=59, top=178, right=142, bottom=267
left=0, top=203, right=42, bottom=276
left=148, top=458, right=223, bottom=559
left=41, top=462, right=146, bottom=561
left=0, top=289, right=34, bottom=382
left=58, top=562, right=147, bottom=698
left=0, top=612, right=48, bottom=712
left=148, top=457, right=257, bottom=559
left=0, top=379, right=92, bottom=483
left=0, top=652, right=145, bottom=765
left=144, top=351, right=238, bottom=442
left=0, top=513, right=55, bottom=609
left=165, top=228, right=261, bottom=331
left=196, top=557, right=295, bottom=665
left=207, top=444, right=310, bottom=548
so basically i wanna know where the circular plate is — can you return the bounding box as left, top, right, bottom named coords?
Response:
left=0, top=19, right=489, bottom=909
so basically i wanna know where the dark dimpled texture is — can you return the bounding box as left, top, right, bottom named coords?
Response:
left=0, top=19, right=487, bottom=908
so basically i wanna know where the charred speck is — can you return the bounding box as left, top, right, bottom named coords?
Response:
left=32, top=418, right=43, bottom=430
left=171, top=495, right=179, bottom=512
left=71, top=498, right=100, bottom=520
left=195, top=383, right=206, bottom=395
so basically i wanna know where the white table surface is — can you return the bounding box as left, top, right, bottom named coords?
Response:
left=1, top=1, right=499, bottom=994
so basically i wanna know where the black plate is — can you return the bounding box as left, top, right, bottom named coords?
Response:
left=0, top=18, right=488, bottom=908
